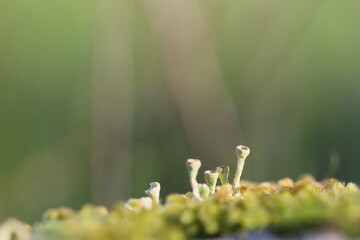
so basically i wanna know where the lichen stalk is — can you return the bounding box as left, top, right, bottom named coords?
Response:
left=145, top=182, right=161, bottom=205
left=186, top=159, right=202, bottom=198
left=204, top=170, right=219, bottom=194
left=198, top=183, right=210, bottom=199
left=233, top=145, right=250, bottom=191
left=216, top=165, right=230, bottom=185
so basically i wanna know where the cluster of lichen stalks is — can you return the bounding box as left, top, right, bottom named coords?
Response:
left=126, top=145, right=251, bottom=210
left=188, top=145, right=250, bottom=199
left=3, top=145, right=360, bottom=240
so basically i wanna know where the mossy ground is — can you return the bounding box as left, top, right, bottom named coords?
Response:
left=6, top=175, right=360, bottom=240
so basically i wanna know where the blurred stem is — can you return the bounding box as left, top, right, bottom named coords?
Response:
left=140, top=0, right=241, bottom=162
left=91, top=0, right=134, bottom=205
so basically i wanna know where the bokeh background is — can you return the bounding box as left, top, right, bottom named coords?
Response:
left=1, top=0, right=360, bottom=223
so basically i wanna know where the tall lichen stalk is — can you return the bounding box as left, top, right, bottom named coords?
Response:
left=233, top=145, right=250, bottom=191
left=185, top=159, right=202, bottom=199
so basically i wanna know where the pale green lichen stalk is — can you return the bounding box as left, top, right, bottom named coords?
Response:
left=198, top=183, right=210, bottom=199
left=145, top=182, right=161, bottom=205
left=186, top=159, right=201, bottom=198
left=126, top=182, right=161, bottom=211
left=233, top=145, right=250, bottom=191
left=216, top=165, right=230, bottom=185
left=204, top=170, right=219, bottom=194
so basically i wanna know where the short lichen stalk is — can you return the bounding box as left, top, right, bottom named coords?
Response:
left=198, top=183, right=210, bottom=199
left=125, top=182, right=161, bottom=211
left=216, top=165, right=230, bottom=185
left=145, top=182, right=161, bottom=205
left=186, top=159, right=202, bottom=199
left=204, top=170, right=219, bottom=194
left=233, top=145, right=250, bottom=191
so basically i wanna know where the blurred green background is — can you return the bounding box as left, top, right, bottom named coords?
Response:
left=1, top=0, right=360, bottom=223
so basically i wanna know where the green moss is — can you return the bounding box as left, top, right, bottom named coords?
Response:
left=3, top=146, right=360, bottom=239
left=31, top=178, right=360, bottom=240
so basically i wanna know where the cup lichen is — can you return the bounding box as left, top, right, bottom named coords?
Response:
left=186, top=159, right=202, bottom=199
left=204, top=170, right=219, bottom=195
left=216, top=165, right=230, bottom=185
left=145, top=182, right=161, bottom=205
left=233, top=145, right=250, bottom=191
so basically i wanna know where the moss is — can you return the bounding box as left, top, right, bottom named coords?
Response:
left=30, top=178, right=360, bottom=240
left=4, top=145, right=360, bottom=240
